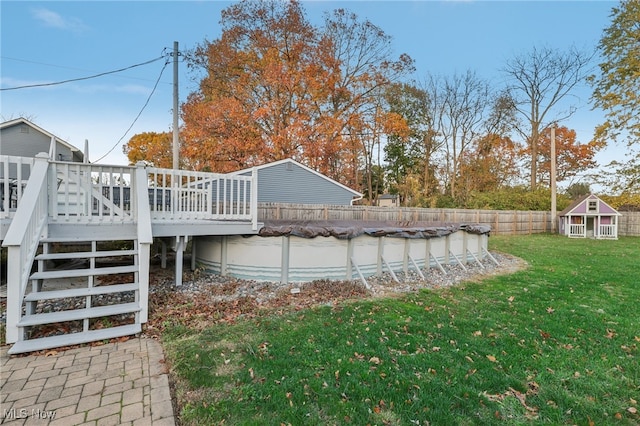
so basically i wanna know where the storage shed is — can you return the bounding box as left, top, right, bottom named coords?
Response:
left=230, top=158, right=363, bottom=206
left=558, top=194, right=621, bottom=239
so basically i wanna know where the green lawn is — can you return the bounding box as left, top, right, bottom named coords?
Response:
left=161, top=234, right=640, bottom=425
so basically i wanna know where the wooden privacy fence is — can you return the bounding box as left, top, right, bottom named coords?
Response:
left=258, top=203, right=640, bottom=237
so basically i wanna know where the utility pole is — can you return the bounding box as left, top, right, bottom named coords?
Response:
left=550, top=126, right=557, bottom=233
left=172, top=41, right=179, bottom=170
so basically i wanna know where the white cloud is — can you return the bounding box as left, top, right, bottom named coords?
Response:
left=31, top=7, right=89, bottom=33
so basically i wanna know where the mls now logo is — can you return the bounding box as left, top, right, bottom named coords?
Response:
left=2, top=408, right=56, bottom=420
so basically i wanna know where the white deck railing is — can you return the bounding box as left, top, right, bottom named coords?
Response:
left=569, top=224, right=585, bottom=238
left=1, top=155, right=35, bottom=220
left=146, top=166, right=258, bottom=228
left=50, top=161, right=136, bottom=223
left=2, top=158, right=258, bottom=227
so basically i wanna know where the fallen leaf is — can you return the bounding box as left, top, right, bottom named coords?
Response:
left=486, top=355, right=497, bottom=362
left=45, top=350, right=58, bottom=357
left=604, top=329, right=616, bottom=339
left=546, top=307, right=555, bottom=314
left=432, top=347, right=441, bottom=352
left=473, top=330, right=482, bottom=336
left=507, top=296, right=515, bottom=302
left=630, top=398, right=637, bottom=405
left=628, top=407, right=638, bottom=414
left=615, top=413, right=623, bottom=419
left=369, top=356, right=381, bottom=365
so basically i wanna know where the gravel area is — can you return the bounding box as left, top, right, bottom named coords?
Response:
left=150, top=250, right=525, bottom=299
left=1, top=250, right=527, bottom=338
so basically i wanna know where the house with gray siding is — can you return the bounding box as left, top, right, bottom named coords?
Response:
left=230, top=158, right=362, bottom=205
left=1, top=117, right=84, bottom=164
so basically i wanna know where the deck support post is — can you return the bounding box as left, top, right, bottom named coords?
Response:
left=175, top=235, right=186, bottom=286
left=191, top=238, right=197, bottom=271
left=160, top=240, right=167, bottom=269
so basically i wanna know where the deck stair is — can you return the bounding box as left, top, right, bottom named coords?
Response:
left=8, top=238, right=142, bottom=354
left=3, top=152, right=258, bottom=354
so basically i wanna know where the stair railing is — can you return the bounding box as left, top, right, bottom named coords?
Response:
left=134, top=162, right=152, bottom=323
left=2, top=153, right=50, bottom=344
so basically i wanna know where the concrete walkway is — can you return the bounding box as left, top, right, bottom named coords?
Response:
left=0, top=337, right=175, bottom=425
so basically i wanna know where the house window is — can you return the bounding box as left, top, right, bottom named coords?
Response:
left=588, top=200, right=597, bottom=212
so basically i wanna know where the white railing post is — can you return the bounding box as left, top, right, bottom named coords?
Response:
left=251, top=167, right=258, bottom=231
left=135, top=162, right=152, bottom=323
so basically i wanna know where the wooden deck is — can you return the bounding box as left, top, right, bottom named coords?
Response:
left=1, top=154, right=260, bottom=353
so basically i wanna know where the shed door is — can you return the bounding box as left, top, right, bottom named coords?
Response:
left=586, top=217, right=595, bottom=237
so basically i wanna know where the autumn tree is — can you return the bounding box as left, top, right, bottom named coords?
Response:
left=457, top=133, right=520, bottom=198
left=181, top=0, right=323, bottom=173
left=123, top=132, right=174, bottom=168
left=535, top=124, right=605, bottom=185
left=383, top=82, right=440, bottom=205
left=589, top=0, right=640, bottom=192
left=502, top=45, right=593, bottom=190
left=180, top=0, right=414, bottom=193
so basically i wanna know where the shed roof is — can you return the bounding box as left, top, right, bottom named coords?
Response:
left=0, top=117, right=83, bottom=158
left=230, top=158, right=363, bottom=198
left=559, top=193, right=620, bottom=216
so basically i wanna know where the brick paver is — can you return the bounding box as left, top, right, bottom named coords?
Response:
left=0, top=338, right=175, bottom=425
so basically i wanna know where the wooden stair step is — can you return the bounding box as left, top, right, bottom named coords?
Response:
left=35, top=249, right=137, bottom=261
left=24, top=283, right=138, bottom=302
left=29, top=265, right=138, bottom=280
left=7, top=324, right=141, bottom=355
left=18, top=302, right=141, bottom=326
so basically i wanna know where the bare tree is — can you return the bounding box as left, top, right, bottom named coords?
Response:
left=502, top=45, right=593, bottom=189
left=423, top=71, right=491, bottom=199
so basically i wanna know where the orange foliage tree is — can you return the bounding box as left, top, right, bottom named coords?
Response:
left=458, top=133, right=521, bottom=198
left=123, top=132, right=174, bottom=168
left=180, top=0, right=413, bottom=192
left=535, top=125, right=606, bottom=185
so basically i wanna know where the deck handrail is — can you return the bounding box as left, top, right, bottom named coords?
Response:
left=49, top=161, right=136, bottom=223
left=1, top=155, right=35, bottom=219
left=2, top=153, right=50, bottom=343
left=146, top=166, right=255, bottom=221
left=2, top=157, right=259, bottom=227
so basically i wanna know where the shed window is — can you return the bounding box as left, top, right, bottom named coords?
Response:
left=588, top=200, right=597, bottom=212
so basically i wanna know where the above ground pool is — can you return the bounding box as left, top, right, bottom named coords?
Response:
left=194, top=220, right=492, bottom=285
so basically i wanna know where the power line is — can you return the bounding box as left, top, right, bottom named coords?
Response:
left=0, top=56, right=167, bottom=91
left=93, top=59, right=171, bottom=164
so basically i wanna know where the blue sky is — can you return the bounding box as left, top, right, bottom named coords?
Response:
left=1, top=0, right=619, bottom=178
